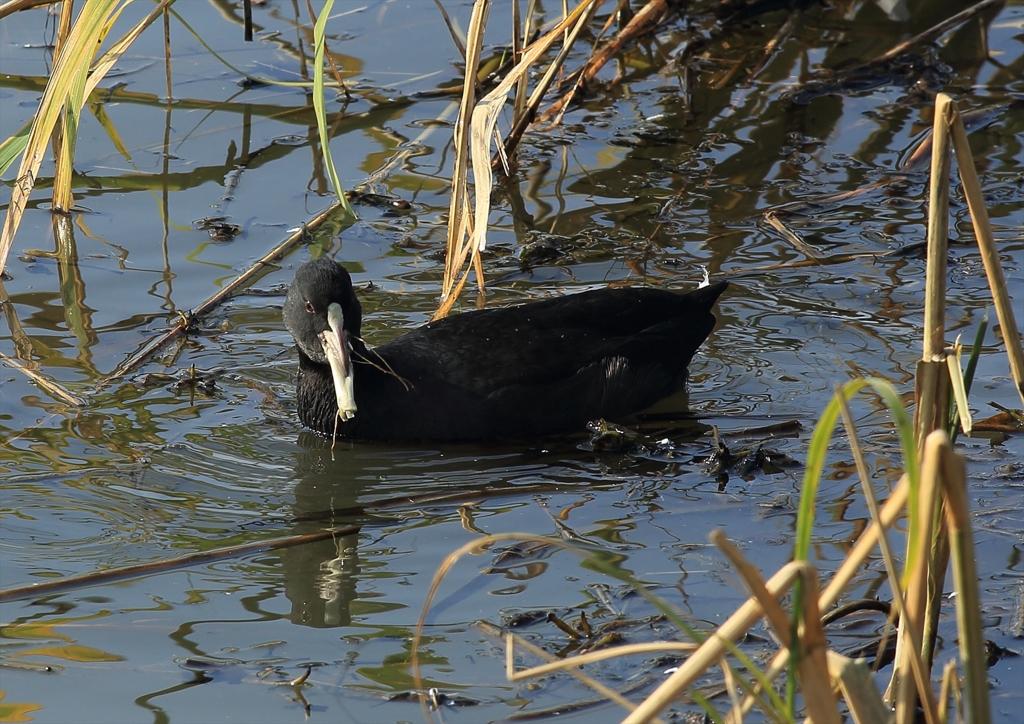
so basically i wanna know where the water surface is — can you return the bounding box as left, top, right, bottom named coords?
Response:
left=2, top=1, right=1023, bottom=722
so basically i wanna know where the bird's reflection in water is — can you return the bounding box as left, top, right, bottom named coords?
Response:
left=279, top=432, right=376, bottom=629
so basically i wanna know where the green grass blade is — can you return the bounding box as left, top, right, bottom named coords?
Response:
left=0, top=122, right=31, bottom=177
left=312, top=0, right=355, bottom=219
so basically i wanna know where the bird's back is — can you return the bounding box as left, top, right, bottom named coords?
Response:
left=339, top=282, right=728, bottom=440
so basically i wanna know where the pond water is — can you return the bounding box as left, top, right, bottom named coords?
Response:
left=2, top=0, right=1023, bottom=722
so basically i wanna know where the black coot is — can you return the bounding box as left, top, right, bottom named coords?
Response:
left=284, top=257, right=727, bottom=441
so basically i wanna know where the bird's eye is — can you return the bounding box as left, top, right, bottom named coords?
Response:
left=304, top=301, right=315, bottom=313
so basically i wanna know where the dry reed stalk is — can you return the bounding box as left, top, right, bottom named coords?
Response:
left=719, top=653, right=743, bottom=717
left=0, top=0, right=58, bottom=20
left=0, top=350, right=84, bottom=406
left=497, top=0, right=600, bottom=167
left=434, top=0, right=490, bottom=320
left=915, top=94, right=953, bottom=443
left=620, top=561, right=808, bottom=724
left=712, top=532, right=791, bottom=639
left=937, top=659, right=960, bottom=724
left=938, top=430, right=991, bottom=724
left=946, top=96, right=1024, bottom=407
left=795, top=565, right=842, bottom=724
left=0, top=525, right=360, bottom=603
left=890, top=433, right=944, bottom=724
left=0, top=0, right=172, bottom=274
left=466, top=3, right=593, bottom=247
left=892, top=93, right=954, bottom=722
left=434, top=0, right=468, bottom=58
left=763, top=211, right=824, bottom=259
left=50, top=0, right=77, bottom=214
left=433, top=0, right=596, bottom=320
left=412, top=533, right=574, bottom=720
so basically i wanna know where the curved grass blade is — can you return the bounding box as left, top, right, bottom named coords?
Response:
left=793, top=378, right=918, bottom=566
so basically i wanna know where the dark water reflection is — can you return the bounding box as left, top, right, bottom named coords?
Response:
left=2, top=0, right=1023, bottom=721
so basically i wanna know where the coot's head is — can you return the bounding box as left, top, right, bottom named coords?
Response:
left=284, top=258, right=363, bottom=421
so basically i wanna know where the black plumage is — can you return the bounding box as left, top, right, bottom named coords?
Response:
left=284, top=257, right=727, bottom=441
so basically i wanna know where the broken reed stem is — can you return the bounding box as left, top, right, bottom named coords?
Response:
left=0, top=524, right=360, bottom=603
left=620, top=561, right=807, bottom=724
left=498, top=0, right=598, bottom=167
left=796, top=565, right=842, bottom=724
left=712, top=533, right=840, bottom=724
left=435, top=0, right=596, bottom=319
left=473, top=623, right=675, bottom=722
left=503, top=629, right=661, bottom=722
left=727, top=478, right=910, bottom=723
left=763, top=210, right=824, bottom=259
left=890, top=93, right=959, bottom=723
left=946, top=96, right=1024, bottom=407
left=937, top=659, right=957, bottom=724
left=923, top=94, right=952, bottom=364
left=827, top=651, right=896, bottom=724
left=412, top=532, right=607, bottom=723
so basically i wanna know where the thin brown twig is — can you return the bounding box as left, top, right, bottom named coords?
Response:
left=538, top=0, right=670, bottom=125
left=305, top=0, right=352, bottom=100
left=763, top=211, right=824, bottom=259
left=497, top=0, right=603, bottom=165
left=432, top=0, right=467, bottom=60
left=97, top=200, right=349, bottom=389
left=743, top=11, right=798, bottom=86
left=0, top=351, right=84, bottom=406
left=866, top=0, right=1003, bottom=68
left=354, top=341, right=413, bottom=391
left=715, top=244, right=923, bottom=279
